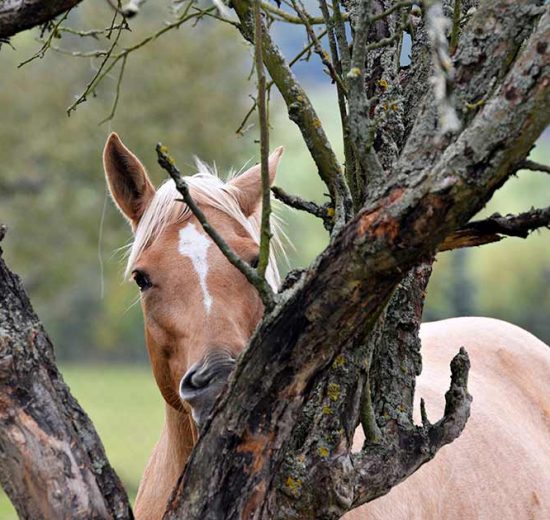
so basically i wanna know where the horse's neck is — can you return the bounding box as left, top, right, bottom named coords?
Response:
left=134, top=404, right=197, bottom=520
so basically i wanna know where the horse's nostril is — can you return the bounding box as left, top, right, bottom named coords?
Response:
left=179, top=353, right=237, bottom=427
left=179, top=368, right=210, bottom=397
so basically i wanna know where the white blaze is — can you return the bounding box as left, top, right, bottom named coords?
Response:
left=178, top=223, right=213, bottom=314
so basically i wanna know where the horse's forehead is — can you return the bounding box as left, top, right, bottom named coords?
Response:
left=177, top=222, right=214, bottom=314
left=178, top=222, right=210, bottom=255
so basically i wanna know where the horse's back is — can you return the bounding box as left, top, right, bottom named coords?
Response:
left=345, top=317, right=550, bottom=519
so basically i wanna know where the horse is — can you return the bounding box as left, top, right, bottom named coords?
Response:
left=102, top=132, right=550, bottom=519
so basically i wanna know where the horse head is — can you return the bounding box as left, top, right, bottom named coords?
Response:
left=103, top=133, right=283, bottom=427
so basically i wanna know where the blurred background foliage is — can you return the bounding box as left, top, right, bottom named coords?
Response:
left=0, top=0, right=549, bottom=516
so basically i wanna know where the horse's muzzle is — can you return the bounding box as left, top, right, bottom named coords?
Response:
left=179, top=349, right=236, bottom=427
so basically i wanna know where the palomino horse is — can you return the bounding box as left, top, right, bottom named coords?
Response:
left=103, top=133, right=550, bottom=519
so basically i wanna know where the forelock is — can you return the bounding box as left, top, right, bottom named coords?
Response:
left=125, top=162, right=285, bottom=289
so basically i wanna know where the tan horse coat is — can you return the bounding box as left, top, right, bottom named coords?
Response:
left=136, top=317, right=550, bottom=519
left=346, top=316, right=550, bottom=519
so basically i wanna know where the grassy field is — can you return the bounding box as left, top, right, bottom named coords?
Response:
left=0, top=365, right=164, bottom=519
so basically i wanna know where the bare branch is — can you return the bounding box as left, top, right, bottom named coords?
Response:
left=18, top=10, right=72, bottom=67
left=155, top=143, right=277, bottom=310
left=0, top=0, right=83, bottom=39
left=58, top=23, right=128, bottom=38
left=60, top=2, right=210, bottom=117
left=66, top=11, right=127, bottom=116
left=290, top=0, right=348, bottom=94
left=346, top=0, right=387, bottom=195
left=99, top=53, right=127, bottom=125
left=261, top=2, right=335, bottom=24
left=352, top=348, right=471, bottom=507
left=318, top=0, right=356, bottom=196
left=520, top=159, right=550, bottom=175
left=236, top=28, right=329, bottom=136
left=232, top=0, right=352, bottom=229
left=450, top=0, right=462, bottom=54
left=440, top=207, right=550, bottom=251
left=331, top=0, right=351, bottom=74
left=271, top=185, right=333, bottom=230
left=253, top=0, right=272, bottom=278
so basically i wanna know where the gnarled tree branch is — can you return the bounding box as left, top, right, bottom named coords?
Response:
left=0, top=233, right=132, bottom=520
left=351, top=347, right=471, bottom=507
left=163, top=5, right=550, bottom=517
left=231, top=0, right=352, bottom=228
left=0, top=0, right=83, bottom=39
left=440, top=206, right=550, bottom=251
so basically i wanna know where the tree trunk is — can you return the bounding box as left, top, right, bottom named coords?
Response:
left=162, top=1, right=550, bottom=517
left=0, top=231, right=133, bottom=520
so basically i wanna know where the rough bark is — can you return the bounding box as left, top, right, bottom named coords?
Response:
left=162, top=4, right=550, bottom=517
left=440, top=206, right=550, bottom=251
left=0, top=233, right=132, bottom=520
left=0, top=0, right=83, bottom=39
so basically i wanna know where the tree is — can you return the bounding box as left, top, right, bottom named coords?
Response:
left=1, top=0, right=549, bottom=519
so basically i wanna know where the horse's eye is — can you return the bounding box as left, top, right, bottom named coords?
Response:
left=132, top=270, right=152, bottom=291
left=249, top=255, right=260, bottom=269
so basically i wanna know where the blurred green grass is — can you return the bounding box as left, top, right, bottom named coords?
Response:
left=0, top=365, right=164, bottom=519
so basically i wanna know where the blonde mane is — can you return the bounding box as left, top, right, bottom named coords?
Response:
left=126, top=160, right=285, bottom=289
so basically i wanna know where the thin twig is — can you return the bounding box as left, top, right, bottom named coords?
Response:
left=232, top=0, right=351, bottom=229
left=190, top=6, right=240, bottom=27
left=370, top=1, right=416, bottom=23
left=65, top=1, right=205, bottom=116
left=450, top=0, right=461, bottom=54
left=236, top=29, right=328, bottom=135
left=58, top=23, right=127, bottom=38
left=18, top=10, right=72, bottom=67
left=364, top=26, right=406, bottom=52
left=331, top=0, right=350, bottom=74
left=99, top=53, right=127, bottom=125
left=318, top=0, right=354, bottom=194
left=254, top=0, right=272, bottom=278
left=346, top=0, right=386, bottom=195
left=261, top=1, right=339, bottom=24
left=271, top=186, right=333, bottom=230
left=290, top=0, right=347, bottom=94
left=45, top=46, right=110, bottom=57
left=156, top=143, right=277, bottom=309
left=66, top=12, right=127, bottom=115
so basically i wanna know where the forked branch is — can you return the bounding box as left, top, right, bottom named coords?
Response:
left=351, top=348, right=471, bottom=507
left=231, top=0, right=352, bottom=228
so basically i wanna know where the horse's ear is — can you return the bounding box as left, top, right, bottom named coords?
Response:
left=230, top=146, right=284, bottom=217
left=103, top=133, right=155, bottom=228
